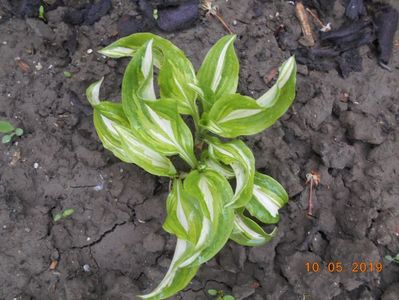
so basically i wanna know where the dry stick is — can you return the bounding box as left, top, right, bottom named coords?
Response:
left=201, top=0, right=234, bottom=34
left=307, top=177, right=314, bottom=217
left=212, top=10, right=234, bottom=34
left=295, top=1, right=315, bottom=46
left=306, top=170, right=320, bottom=217
left=306, top=8, right=324, bottom=28
left=306, top=8, right=331, bottom=32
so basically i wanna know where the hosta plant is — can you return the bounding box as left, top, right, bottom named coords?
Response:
left=87, top=33, right=296, bottom=299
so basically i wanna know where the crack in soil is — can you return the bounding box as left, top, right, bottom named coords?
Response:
left=71, top=221, right=128, bottom=250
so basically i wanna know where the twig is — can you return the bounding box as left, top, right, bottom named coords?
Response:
left=305, top=170, right=320, bottom=217
left=201, top=0, right=234, bottom=34
left=306, top=8, right=331, bottom=32
left=295, top=1, right=315, bottom=46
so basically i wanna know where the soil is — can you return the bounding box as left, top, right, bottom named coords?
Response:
left=1, top=0, right=399, bottom=299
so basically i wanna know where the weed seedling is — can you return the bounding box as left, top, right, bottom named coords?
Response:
left=39, top=5, right=46, bottom=21
left=88, top=33, right=296, bottom=299
left=53, top=208, right=75, bottom=222
left=0, top=120, right=24, bottom=144
left=208, top=289, right=235, bottom=300
left=385, top=253, right=399, bottom=264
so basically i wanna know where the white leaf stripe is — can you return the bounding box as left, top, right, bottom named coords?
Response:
left=253, top=185, right=281, bottom=217
left=140, top=40, right=156, bottom=100
left=199, top=177, right=215, bottom=221
left=112, top=123, right=172, bottom=169
left=99, top=46, right=135, bottom=57
left=234, top=214, right=264, bottom=241
left=86, top=77, right=104, bottom=106
left=146, top=106, right=194, bottom=165
left=219, top=108, right=263, bottom=123
left=211, top=36, right=235, bottom=92
left=176, top=181, right=189, bottom=232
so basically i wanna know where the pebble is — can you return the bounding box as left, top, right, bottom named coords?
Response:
left=87, top=49, right=93, bottom=54
left=35, top=63, right=43, bottom=70
left=33, top=162, right=39, bottom=169
left=83, top=264, right=91, bottom=272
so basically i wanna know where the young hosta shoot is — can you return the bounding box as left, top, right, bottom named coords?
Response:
left=87, top=33, right=296, bottom=299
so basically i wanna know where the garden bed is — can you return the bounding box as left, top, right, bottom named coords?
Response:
left=0, top=0, right=398, bottom=299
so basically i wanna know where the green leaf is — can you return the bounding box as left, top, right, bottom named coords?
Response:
left=183, top=169, right=234, bottom=263
left=142, top=170, right=235, bottom=299
left=86, top=77, right=104, bottom=106
left=223, top=296, right=235, bottom=300
left=99, top=33, right=197, bottom=116
left=158, top=58, right=198, bottom=116
left=208, top=289, right=218, bottom=296
left=86, top=78, right=177, bottom=177
left=207, top=138, right=255, bottom=208
left=203, top=56, right=296, bottom=138
left=139, top=239, right=200, bottom=300
left=163, top=179, right=203, bottom=243
left=15, top=128, right=24, bottom=136
left=246, top=172, right=289, bottom=224
left=63, top=71, right=73, bottom=78
left=230, top=211, right=277, bottom=247
left=197, top=35, right=239, bottom=111
left=0, top=121, right=15, bottom=133
left=112, top=123, right=177, bottom=177
left=54, top=208, right=74, bottom=222
left=121, top=42, right=197, bottom=167
left=2, top=134, right=13, bottom=144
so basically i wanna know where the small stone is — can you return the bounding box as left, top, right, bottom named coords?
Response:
left=35, top=62, right=43, bottom=70
left=33, top=162, right=39, bottom=169
left=83, top=264, right=91, bottom=272
left=87, top=49, right=93, bottom=54
left=312, top=139, right=355, bottom=169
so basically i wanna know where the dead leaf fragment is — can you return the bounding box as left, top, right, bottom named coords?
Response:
left=15, top=58, right=31, bottom=74
left=9, top=149, right=21, bottom=166
left=49, top=260, right=58, bottom=270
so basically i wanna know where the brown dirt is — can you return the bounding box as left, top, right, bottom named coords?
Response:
left=1, top=0, right=398, bottom=299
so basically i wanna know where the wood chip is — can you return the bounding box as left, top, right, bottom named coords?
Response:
left=295, top=1, right=315, bottom=47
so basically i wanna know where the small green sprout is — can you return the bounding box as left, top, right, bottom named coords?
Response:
left=153, top=9, right=159, bottom=20
left=0, top=120, right=24, bottom=144
left=53, top=208, right=75, bottom=222
left=385, top=253, right=399, bottom=264
left=39, top=5, right=46, bottom=21
left=207, top=289, right=235, bottom=300
left=63, top=71, right=73, bottom=78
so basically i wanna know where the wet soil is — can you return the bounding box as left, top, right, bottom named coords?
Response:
left=1, top=0, right=399, bottom=299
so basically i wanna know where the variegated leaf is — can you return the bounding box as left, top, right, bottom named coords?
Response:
left=203, top=56, right=297, bottom=138
left=183, top=170, right=234, bottom=263
left=230, top=211, right=277, bottom=247
left=207, top=138, right=255, bottom=208
left=99, top=33, right=197, bottom=116
left=246, top=172, right=289, bottom=224
left=87, top=79, right=177, bottom=177
left=122, top=42, right=197, bottom=167
left=163, top=179, right=202, bottom=244
left=139, top=239, right=199, bottom=300
left=197, top=35, right=239, bottom=111
left=142, top=170, right=234, bottom=299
